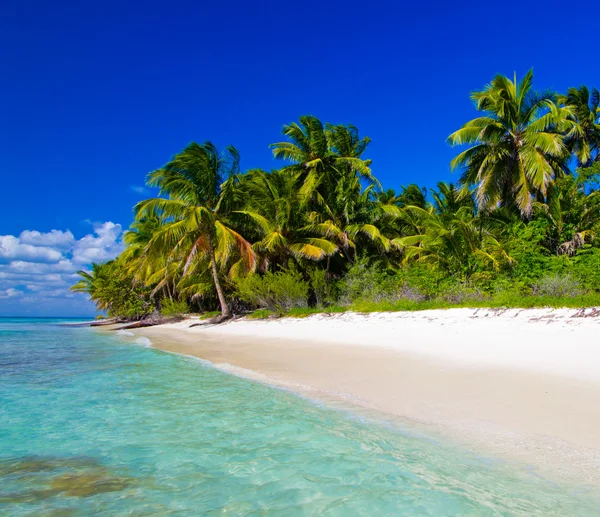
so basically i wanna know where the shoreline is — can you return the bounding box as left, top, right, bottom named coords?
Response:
left=126, top=308, right=600, bottom=488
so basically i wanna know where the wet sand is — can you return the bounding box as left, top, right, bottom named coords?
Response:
left=129, top=308, right=600, bottom=487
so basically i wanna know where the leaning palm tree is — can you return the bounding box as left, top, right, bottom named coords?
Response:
left=559, top=86, right=600, bottom=167
left=135, top=142, right=255, bottom=319
left=448, top=70, right=574, bottom=217
left=121, top=212, right=164, bottom=281
left=70, top=263, right=108, bottom=309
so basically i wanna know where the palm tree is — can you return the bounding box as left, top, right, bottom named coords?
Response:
left=270, top=116, right=377, bottom=198
left=395, top=184, right=429, bottom=209
left=306, top=177, right=393, bottom=266
left=271, top=116, right=388, bottom=269
left=135, top=142, right=255, bottom=319
left=534, top=172, right=600, bottom=255
left=70, top=262, right=110, bottom=310
left=121, top=213, right=165, bottom=283
left=431, top=182, right=474, bottom=216
left=560, top=86, right=600, bottom=167
left=397, top=205, right=512, bottom=278
left=236, top=168, right=337, bottom=268
left=448, top=70, right=573, bottom=217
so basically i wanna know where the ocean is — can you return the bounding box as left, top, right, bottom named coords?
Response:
left=0, top=318, right=598, bottom=516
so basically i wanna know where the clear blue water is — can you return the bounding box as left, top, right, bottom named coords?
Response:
left=0, top=318, right=598, bottom=516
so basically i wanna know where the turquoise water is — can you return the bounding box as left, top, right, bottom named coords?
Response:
left=0, top=319, right=598, bottom=516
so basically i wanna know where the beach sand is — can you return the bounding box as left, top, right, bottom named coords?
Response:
left=129, top=308, right=600, bottom=487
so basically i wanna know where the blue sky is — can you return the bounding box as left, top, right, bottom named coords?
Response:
left=0, top=0, right=597, bottom=316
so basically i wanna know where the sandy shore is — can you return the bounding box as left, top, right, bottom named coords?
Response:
left=129, top=308, right=600, bottom=487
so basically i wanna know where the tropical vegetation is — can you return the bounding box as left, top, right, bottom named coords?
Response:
left=72, top=71, right=600, bottom=319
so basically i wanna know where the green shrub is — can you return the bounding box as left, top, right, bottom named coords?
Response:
left=160, top=299, right=190, bottom=317
left=307, top=268, right=328, bottom=307
left=234, top=267, right=310, bottom=313
left=200, top=310, right=221, bottom=320
left=532, top=274, right=586, bottom=298
left=338, top=257, right=407, bottom=304
left=569, top=247, right=600, bottom=292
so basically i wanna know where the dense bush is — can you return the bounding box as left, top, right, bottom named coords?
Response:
left=234, top=267, right=310, bottom=312
left=531, top=274, right=586, bottom=298
left=160, top=299, right=190, bottom=317
left=70, top=260, right=156, bottom=320
left=307, top=268, right=328, bottom=307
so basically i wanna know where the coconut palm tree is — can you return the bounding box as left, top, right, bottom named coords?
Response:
left=431, top=182, right=474, bottom=216
left=397, top=205, right=512, bottom=278
left=236, top=168, right=337, bottom=269
left=134, top=142, right=255, bottom=319
left=560, top=86, right=600, bottom=167
left=306, top=177, right=393, bottom=266
left=395, top=184, right=429, bottom=209
left=70, top=262, right=110, bottom=310
left=271, top=117, right=388, bottom=268
left=270, top=116, right=377, bottom=201
left=448, top=70, right=574, bottom=217
left=534, top=172, right=600, bottom=255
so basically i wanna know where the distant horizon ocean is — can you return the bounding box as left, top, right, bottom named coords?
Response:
left=1, top=317, right=598, bottom=516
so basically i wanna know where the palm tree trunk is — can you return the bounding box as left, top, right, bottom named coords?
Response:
left=210, top=252, right=232, bottom=319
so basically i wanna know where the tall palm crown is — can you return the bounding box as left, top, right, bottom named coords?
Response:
left=448, top=70, right=573, bottom=217
left=431, top=182, right=474, bottom=216
left=270, top=116, right=377, bottom=195
left=236, top=168, right=337, bottom=268
left=271, top=116, right=387, bottom=265
left=560, top=86, right=600, bottom=167
left=135, top=142, right=255, bottom=318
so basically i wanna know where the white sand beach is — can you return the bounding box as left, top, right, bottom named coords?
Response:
left=130, top=308, right=600, bottom=486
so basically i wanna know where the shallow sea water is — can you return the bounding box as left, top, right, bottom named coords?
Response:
left=0, top=318, right=598, bottom=516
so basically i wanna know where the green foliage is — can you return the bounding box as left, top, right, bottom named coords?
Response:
left=71, top=260, right=155, bottom=320
left=160, top=299, right=190, bottom=317
left=531, top=274, right=586, bottom=298
left=338, top=257, right=404, bottom=304
left=307, top=268, right=328, bottom=307
left=234, top=267, right=310, bottom=313
left=73, top=80, right=600, bottom=316
left=200, top=310, right=222, bottom=320
left=448, top=70, right=573, bottom=216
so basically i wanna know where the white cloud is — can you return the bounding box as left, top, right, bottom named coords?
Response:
left=0, top=235, right=64, bottom=263
left=72, top=222, right=124, bottom=264
left=6, top=260, right=77, bottom=275
left=0, top=221, right=124, bottom=316
left=19, top=229, right=75, bottom=250
left=0, top=288, right=22, bottom=298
